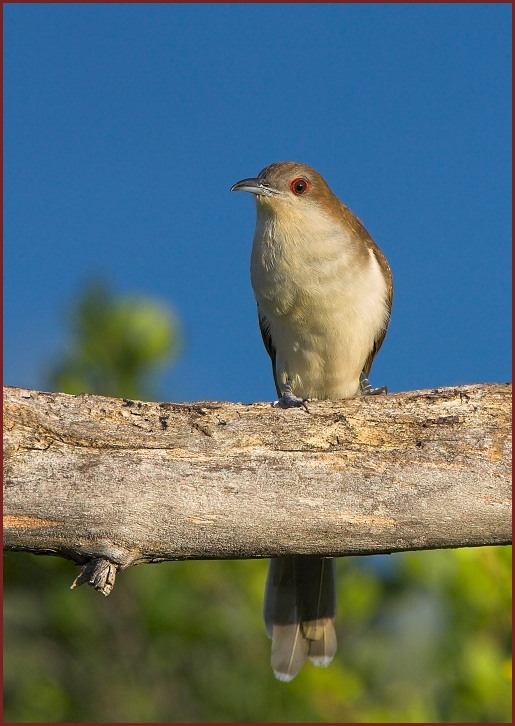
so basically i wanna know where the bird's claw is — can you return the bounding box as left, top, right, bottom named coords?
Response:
left=273, top=382, right=310, bottom=411
left=360, top=374, right=387, bottom=396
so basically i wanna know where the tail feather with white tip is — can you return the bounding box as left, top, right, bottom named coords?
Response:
left=264, top=556, right=337, bottom=681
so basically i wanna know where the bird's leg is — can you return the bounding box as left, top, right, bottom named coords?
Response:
left=273, top=380, right=309, bottom=411
left=360, top=372, right=387, bottom=396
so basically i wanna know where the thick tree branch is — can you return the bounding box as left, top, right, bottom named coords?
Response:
left=3, top=383, right=511, bottom=590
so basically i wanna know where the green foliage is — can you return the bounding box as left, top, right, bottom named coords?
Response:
left=46, top=278, right=180, bottom=399
left=4, top=283, right=512, bottom=722
left=4, top=549, right=511, bottom=722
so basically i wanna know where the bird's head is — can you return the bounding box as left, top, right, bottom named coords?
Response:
left=231, top=161, right=341, bottom=218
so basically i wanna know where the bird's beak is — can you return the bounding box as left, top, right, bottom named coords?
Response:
left=230, top=177, right=278, bottom=197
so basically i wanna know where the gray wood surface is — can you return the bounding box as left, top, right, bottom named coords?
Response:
left=4, top=383, right=511, bottom=580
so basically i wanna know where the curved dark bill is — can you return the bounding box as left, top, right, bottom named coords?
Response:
left=230, top=178, right=277, bottom=196
left=230, top=177, right=262, bottom=193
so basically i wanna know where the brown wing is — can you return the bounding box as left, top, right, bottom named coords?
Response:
left=335, top=200, right=394, bottom=379
left=257, top=307, right=281, bottom=397
left=362, top=243, right=394, bottom=378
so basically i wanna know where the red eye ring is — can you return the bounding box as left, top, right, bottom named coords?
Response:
left=290, top=177, right=311, bottom=195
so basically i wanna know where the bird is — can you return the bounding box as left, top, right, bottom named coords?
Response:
left=230, top=161, right=393, bottom=681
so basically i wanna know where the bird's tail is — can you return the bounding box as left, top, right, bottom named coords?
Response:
left=263, top=556, right=337, bottom=681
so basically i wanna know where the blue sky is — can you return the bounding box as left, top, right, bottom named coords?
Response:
left=4, top=3, right=512, bottom=404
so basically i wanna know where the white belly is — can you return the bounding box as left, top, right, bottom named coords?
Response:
left=251, top=219, right=389, bottom=400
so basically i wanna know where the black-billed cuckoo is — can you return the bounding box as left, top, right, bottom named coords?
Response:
left=230, top=161, right=393, bottom=681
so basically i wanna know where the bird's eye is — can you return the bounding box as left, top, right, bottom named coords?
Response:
left=290, top=177, right=310, bottom=195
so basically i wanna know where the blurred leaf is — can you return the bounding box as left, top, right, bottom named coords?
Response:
left=46, top=277, right=180, bottom=399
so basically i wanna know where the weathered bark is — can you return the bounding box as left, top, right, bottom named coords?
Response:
left=3, top=383, right=511, bottom=594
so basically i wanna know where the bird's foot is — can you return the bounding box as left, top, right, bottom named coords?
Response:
left=360, top=374, right=387, bottom=396
left=273, top=382, right=310, bottom=411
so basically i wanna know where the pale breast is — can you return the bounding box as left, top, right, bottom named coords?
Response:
left=252, top=216, right=389, bottom=399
